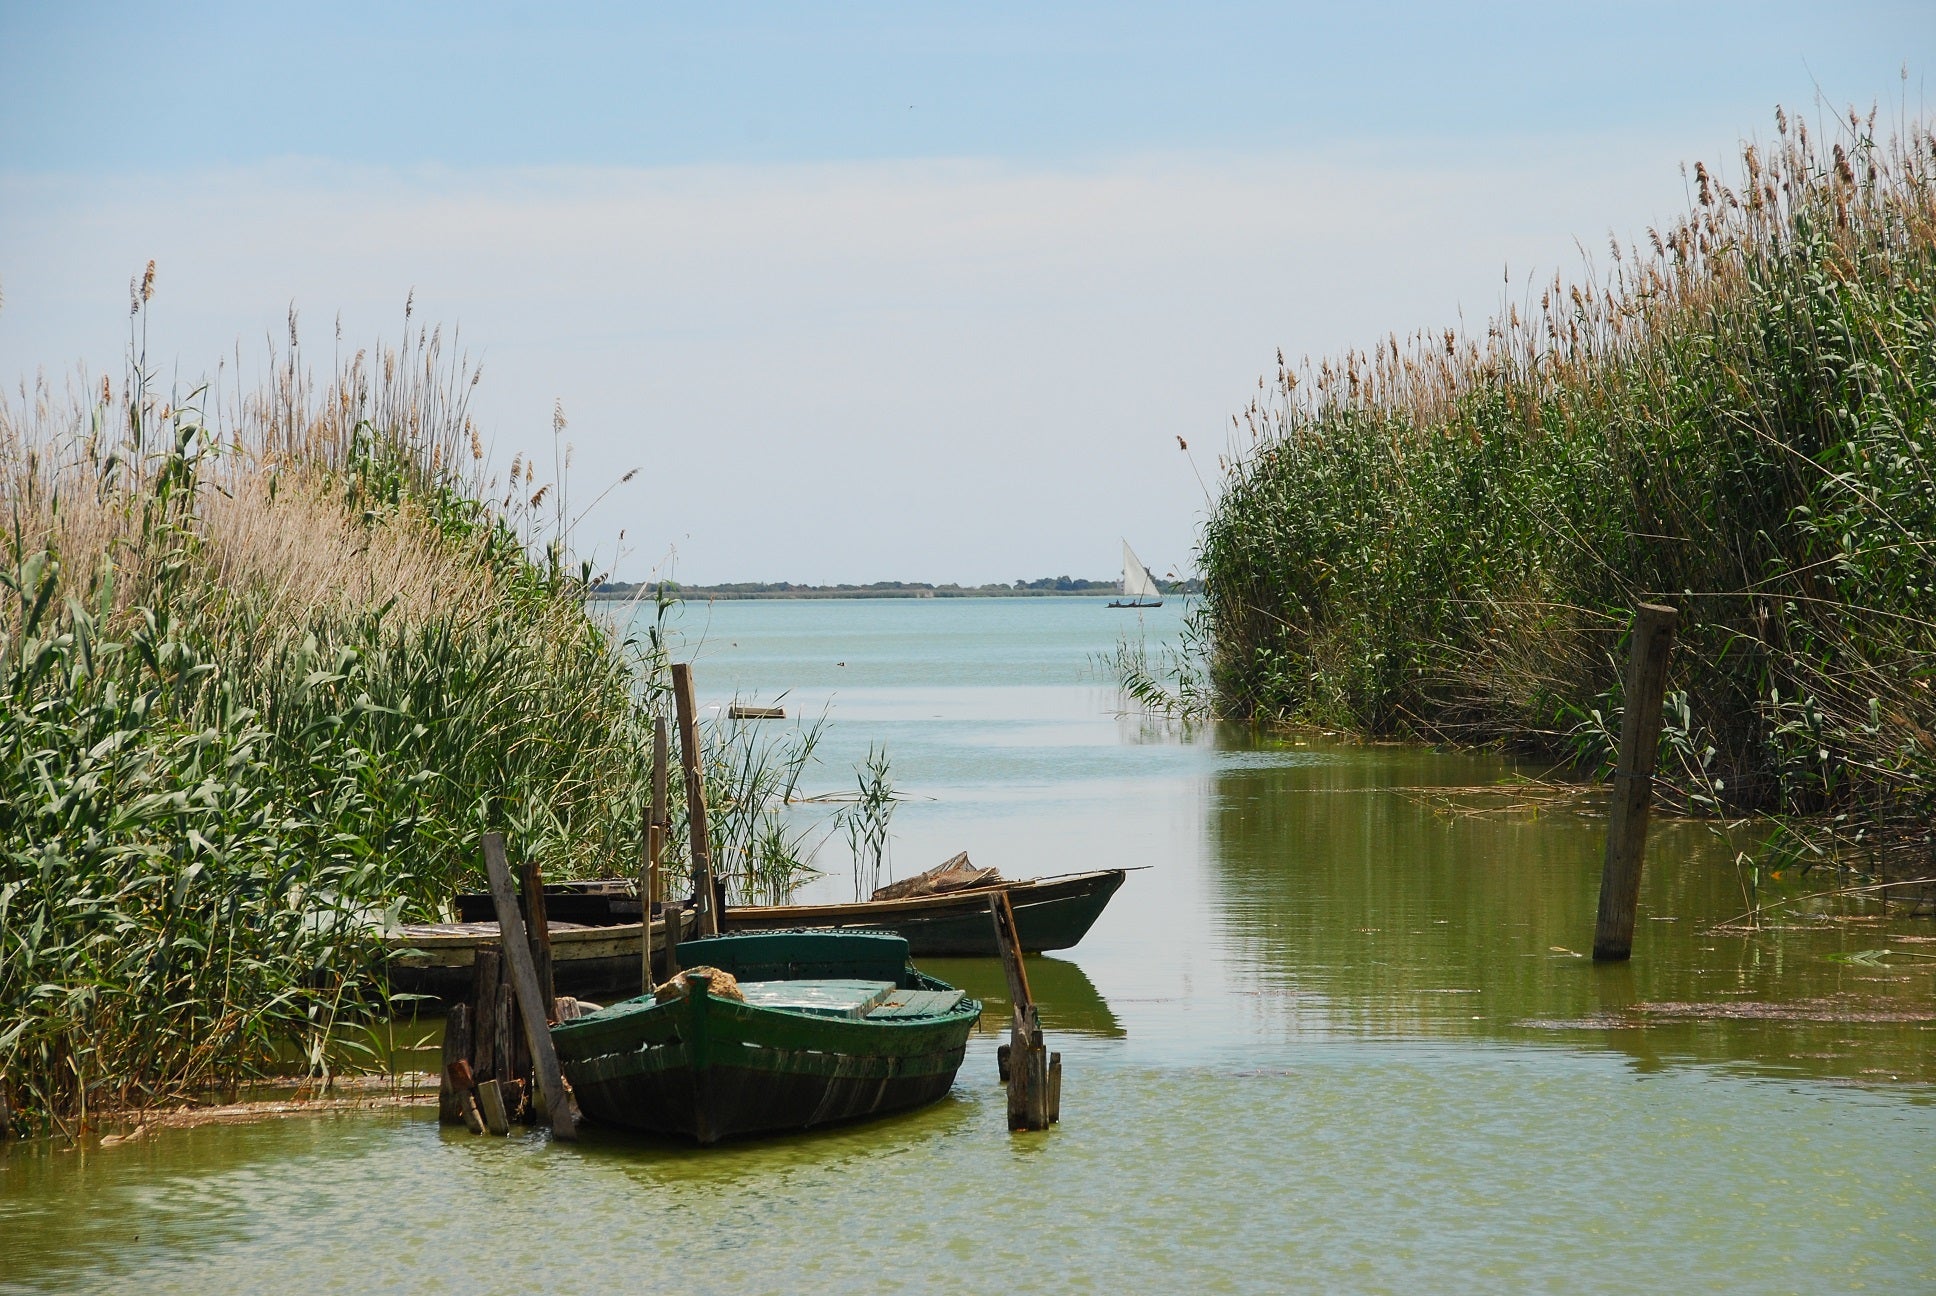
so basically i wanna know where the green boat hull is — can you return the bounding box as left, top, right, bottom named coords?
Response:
left=552, top=932, right=981, bottom=1144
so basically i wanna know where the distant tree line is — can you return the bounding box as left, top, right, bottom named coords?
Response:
left=592, top=575, right=1202, bottom=599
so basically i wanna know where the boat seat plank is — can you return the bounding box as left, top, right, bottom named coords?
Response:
left=736, top=979, right=896, bottom=1018
left=864, top=989, right=968, bottom=1019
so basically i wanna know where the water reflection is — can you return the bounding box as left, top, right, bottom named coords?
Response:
left=923, top=955, right=1124, bottom=1038
left=1203, top=730, right=1936, bottom=1083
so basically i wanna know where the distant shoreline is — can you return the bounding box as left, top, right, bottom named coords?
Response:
left=592, top=579, right=1199, bottom=602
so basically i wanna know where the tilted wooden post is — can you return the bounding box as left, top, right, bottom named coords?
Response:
left=518, top=857, right=556, bottom=1021
left=672, top=663, right=720, bottom=936
left=643, top=716, right=669, bottom=993
left=1593, top=603, right=1679, bottom=962
left=481, top=833, right=577, bottom=1139
left=988, top=891, right=1057, bottom=1130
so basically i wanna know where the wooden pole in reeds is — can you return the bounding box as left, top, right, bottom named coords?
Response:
left=481, top=833, right=577, bottom=1139
left=643, top=716, right=669, bottom=992
left=1593, top=603, right=1678, bottom=962
left=672, top=663, right=719, bottom=936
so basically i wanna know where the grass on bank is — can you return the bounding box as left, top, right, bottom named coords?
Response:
left=1191, top=103, right=1936, bottom=874
left=0, top=290, right=831, bottom=1136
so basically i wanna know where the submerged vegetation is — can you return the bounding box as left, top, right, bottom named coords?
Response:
left=0, top=286, right=838, bottom=1136
left=1193, top=105, right=1936, bottom=873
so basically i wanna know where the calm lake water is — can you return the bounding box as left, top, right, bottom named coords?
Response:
left=5, top=596, right=1934, bottom=1293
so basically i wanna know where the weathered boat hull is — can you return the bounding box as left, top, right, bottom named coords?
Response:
left=552, top=933, right=980, bottom=1143
left=390, top=869, right=1127, bottom=1003
left=726, top=869, right=1126, bottom=957
left=384, top=908, right=691, bottom=1002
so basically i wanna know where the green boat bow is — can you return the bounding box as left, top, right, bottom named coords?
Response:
left=551, top=931, right=982, bottom=1143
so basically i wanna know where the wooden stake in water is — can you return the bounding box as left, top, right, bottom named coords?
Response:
left=988, top=891, right=1058, bottom=1130
left=643, top=716, right=669, bottom=993
left=482, top=833, right=577, bottom=1139
left=1593, top=603, right=1679, bottom=962
left=672, top=663, right=720, bottom=936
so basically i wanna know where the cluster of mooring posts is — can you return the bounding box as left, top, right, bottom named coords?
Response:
left=439, top=660, right=1064, bottom=1141
left=1592, top=604, right=1679, bottom=962
left=438, top=833, right=578, bottom=1140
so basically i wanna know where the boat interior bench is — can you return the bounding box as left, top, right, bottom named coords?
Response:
left=735, top=979, right=966, bottom=1020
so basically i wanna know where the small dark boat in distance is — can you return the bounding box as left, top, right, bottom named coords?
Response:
left=552, top=930, right=980, bottom=1143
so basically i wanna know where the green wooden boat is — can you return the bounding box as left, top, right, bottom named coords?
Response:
left=550, top=930, right=982, bottom=1143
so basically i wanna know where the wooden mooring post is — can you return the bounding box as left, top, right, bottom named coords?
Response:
left=482, top=833, right=578, bottom=1139
left=1592, top=603, right=1679, bottom=962
left=672, top=663, right=720, bottom=936
left=988, top=891, right=1059, bottom=1131
left=661, top=901, right=682, bottom=977
left=643, top=716, right=669, bottom=993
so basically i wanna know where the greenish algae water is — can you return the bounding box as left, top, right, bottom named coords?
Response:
left=5, top=597, right=1933, bottom=1294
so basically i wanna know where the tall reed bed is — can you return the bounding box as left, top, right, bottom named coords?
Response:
left=1197, top=105, right=1936, bottom=863
left=0, top=289, right=818, bottom=1134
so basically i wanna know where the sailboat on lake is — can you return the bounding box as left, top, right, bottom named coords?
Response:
left=1108, top=541, right=1164, bottom=608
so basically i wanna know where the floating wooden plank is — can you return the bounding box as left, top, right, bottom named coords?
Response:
left=482, top=833, right=578, bottom=1140
left=726, top=704, right=786, bottom=720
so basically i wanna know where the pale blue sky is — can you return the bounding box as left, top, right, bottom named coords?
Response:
left=1, top=4, right=1927, bottom=582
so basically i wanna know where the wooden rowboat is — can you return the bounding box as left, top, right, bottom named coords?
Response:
left=384, top=907, right=693, bottom=1002
left=390, top=868, right=1126, bottom=1002
left=551, top=930, right=981, bottom=1143
left=723, top=868, right=1126, bottom=956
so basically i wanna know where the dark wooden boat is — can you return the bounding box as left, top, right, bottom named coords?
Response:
left=384, top=907, right=693, bottom=1002
left=388, top=868, right=1125, bottom=1001
left=723, top=869, right=1126, bottom=956
left=551, top=930, right=981, bottom=1143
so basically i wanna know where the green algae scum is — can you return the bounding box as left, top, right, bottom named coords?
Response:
left=4, top=597, right=1935, bottom=1293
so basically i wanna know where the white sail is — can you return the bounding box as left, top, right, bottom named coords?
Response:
left=1121, top=542, right=1161, bottom=601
